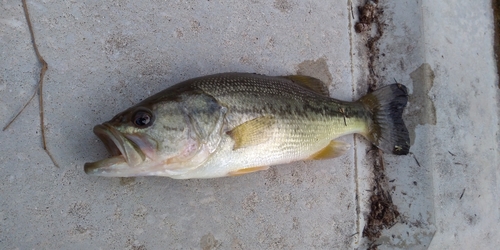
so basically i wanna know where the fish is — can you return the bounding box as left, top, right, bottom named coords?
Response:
left=84, top=73, right=410, bottom=179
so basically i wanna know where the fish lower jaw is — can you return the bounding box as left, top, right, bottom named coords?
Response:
left=84, top=155, right=130, bottom=176
left=84, top=153, right=196, bottom=178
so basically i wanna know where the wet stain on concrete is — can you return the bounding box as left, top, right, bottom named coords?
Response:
left=231, top=238, right=244, bottom=249
left=407, top=63, right=437, bottom=145
left=273, top=0, right=293, bottom=13
left=200, top=233, right=219, bottom=250
left=68, top=202, right=91, bottom=219
left=120, top=177, right=136, bottom=186
left=104, top=33, right=135, bottom=58
left=296, top=57, right=333, bottom=87
left=493, top=0, right=500, bottom=88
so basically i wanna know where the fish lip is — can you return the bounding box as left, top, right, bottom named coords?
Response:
left=84, top=124, right=146, bottom=176
left=93, top=124, right=122, bottom=157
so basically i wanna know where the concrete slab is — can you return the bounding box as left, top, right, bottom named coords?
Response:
left=0, top=0, right=498, bottom=249
left=2, top=1, right=356, bottom=249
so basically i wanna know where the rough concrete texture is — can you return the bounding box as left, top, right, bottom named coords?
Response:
left=0, top=0, right=498, bottom=249
left=422, top=0, right=499, bottom=249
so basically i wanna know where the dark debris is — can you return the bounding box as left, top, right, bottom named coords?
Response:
left=362, top=149, right=401, bottom=241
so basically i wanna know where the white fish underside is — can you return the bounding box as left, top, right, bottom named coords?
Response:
left=151, top=112, right=368, bottom=179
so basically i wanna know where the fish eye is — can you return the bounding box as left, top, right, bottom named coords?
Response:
left=132, top=109, right=154, bottom=128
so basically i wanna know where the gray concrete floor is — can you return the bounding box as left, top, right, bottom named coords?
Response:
left=0, top=0, right=498, bottom=249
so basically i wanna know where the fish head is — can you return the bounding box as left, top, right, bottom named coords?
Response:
left=84, top=93, right=226, bottom=178
left=84, top=99, right=201, bottom=177
left=84, top=104, right=165, bottom=177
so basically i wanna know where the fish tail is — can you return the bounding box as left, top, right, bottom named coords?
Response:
left=358, top=84, right=410, bottom=155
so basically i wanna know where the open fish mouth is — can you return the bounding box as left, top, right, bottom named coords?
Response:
left=84, top=124, right=151, bottom=177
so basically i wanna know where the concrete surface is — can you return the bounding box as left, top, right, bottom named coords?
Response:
left=0, top=0, right=498, bottom=249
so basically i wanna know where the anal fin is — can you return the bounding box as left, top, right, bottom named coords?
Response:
left=228, top=166, right=270, bottom=176
left=308, top=140, right=350, bottom=160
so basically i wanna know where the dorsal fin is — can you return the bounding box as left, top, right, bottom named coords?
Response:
left=281, top=75, right=330, bottom=97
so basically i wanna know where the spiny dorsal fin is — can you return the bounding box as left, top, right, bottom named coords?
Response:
left=308, top=140, right=351, bottom=160
left=226, top=116, right=276, bottom=150
left=282, top=75, right=330, bottom=97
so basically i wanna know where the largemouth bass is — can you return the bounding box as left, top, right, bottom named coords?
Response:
left=84, top=73, right=410, bottom=179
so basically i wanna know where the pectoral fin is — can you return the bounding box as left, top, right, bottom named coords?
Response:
left=308, top=140, right=351, bottom=160
left=228, top=166, right=270, bottom=176
left=227, top=116, right=276, bottom=150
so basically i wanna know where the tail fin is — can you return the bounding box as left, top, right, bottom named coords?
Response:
left=359, top=84, right=410, bottom=155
